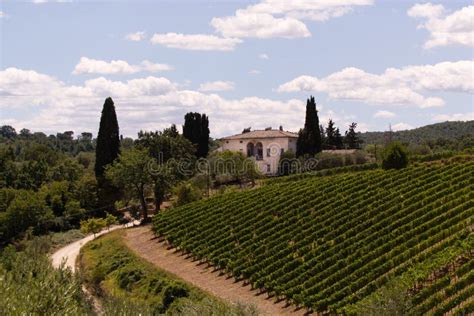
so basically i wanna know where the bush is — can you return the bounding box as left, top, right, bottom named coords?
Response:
left=173, top=183, right=202, bottom=207
left=382, top=142, right=409, bottom=170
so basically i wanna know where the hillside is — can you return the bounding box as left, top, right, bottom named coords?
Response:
left=359, top=121, right=474, bottom=145
left=153, top=156, right=474, bottom=314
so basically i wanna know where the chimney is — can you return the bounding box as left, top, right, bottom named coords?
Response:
left=279, top=125, right=283, bottom=131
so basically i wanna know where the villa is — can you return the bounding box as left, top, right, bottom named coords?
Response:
left=219, top=127, right=298, bottom=175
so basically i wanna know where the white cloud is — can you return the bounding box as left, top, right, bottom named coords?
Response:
left=432, top=112, right=474, bottom=122
left=150, top=33, right=242, bottom=51
left=259, top=53, right=269, bottom=60
left=1, top=67, right=338, bottom=138
left=125, top=31, right=146, bottom=42
left=374, top=110, right=396, bottom=119
left=198, top=81, right=235, bottom=92
left=72, top=57, right=173, bottom=75
left=277, top=60, right=473, bottom=108
left=408, top=3, right=474, bottom=48
left=211, top=11, right=310, bottom=39
left=0, top=11, right=8, bottom=18
left=249, top=69, right=261, bottom=75
left=210, top=0, right=373, bottom=39
left=392, top=122, right=413, bottom=131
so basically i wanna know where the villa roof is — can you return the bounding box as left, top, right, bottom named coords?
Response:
left=221, top=129, right=298, bottom=140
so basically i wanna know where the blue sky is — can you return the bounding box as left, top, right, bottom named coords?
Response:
left=1, top=0, right=473, bottom=138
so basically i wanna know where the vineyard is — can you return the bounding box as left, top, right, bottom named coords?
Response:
left=152, top=156, right=474, bottom=314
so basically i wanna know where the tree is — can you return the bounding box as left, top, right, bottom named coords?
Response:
left=104, top=212, right=118, bottom=230
left=136, top=126, right=196, bottom=211
left=183, top=112, right=210, bottom=158
left=1, top=191, right=53, bottom=242
left=80, top=218, right=106, bottom=238
left=345, top=122, right=362, bottom=149
left=296, top=96, right=322, bottom=156
left=105, top=148, right=152, bottom=222
left=173, top=183, right=202, bottom=207
left=95, top=97, right=121, bottom=210
left=325, top=119, right=337, bottom=149
left=0, top=125, right=17, bottom=139
left=382, top=142, right=409, bottom=170
left=334, top=128, right=344, bottom=149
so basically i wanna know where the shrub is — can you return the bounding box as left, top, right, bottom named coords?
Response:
left=173, top=183, right=202, bottom=207
left=382, top=142, right=409, bottom=170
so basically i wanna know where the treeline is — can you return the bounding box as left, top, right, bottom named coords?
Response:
left=360, top=121, right=474, bottom=148
left=0, top=97, right=215, bottom=244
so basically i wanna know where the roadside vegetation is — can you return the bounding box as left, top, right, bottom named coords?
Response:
left=79, top=230, right=259, bottom=315
left=0, top=234, right=91, bottom=315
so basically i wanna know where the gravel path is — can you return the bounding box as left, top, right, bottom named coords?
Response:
left=124, top=226, right=305, bottom=316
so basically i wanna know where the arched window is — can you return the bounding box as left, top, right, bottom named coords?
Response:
left=247, top=142, right=255, bottom=157
left=256, top=142, right=263, bottom=160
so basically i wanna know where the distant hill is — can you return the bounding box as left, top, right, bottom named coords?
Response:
left=360, top=121, right=474, bottom=145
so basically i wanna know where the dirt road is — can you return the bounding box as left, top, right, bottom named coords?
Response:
left=124, top=226, right=305, bottom=316
left=51, top=224, right=134, bottom=272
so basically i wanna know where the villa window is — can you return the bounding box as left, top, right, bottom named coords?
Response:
left=256, top=142, right=263, bottom=160
left=266, top=164, right=271, bottom=173
left=267, top=148, right=271, bottom=157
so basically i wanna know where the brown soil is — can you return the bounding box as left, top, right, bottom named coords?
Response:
left=124, top=226, right=306, bottom=316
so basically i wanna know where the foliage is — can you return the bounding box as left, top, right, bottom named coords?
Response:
left=210, top=150, right=260, bottom=186
left=104, top=212, right=118, bottom=229
left=183, top=112, right=210, bottom=158
left=0, top=190, right=54, bottom=243
left=80, top=217, right=106, bottom=237
left=0, top=237, right=89, bottom=315
left=344, top=122, right=362, bottom=149
left=136, top=125, right=196, bottom=210
left=95, top=97, right=121, bottom=209
left=382, top=142, right=409, bottom=170
left=360, top=121, right=474, bottom=147
left=357, top=281, right=414, bottom=316
left=296, top=96, right=322, bottom=156
left=173, top=182, right=202, bottom=207
left=106, top=148, right=152, bottom=220
left=153, top=156, right=474, bottom=313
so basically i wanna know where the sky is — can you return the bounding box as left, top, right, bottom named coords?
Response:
left=0, top=0, right=473, bottom=138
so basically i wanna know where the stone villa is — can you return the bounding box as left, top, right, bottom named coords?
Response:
left=219, top=127, right=298, bottom=175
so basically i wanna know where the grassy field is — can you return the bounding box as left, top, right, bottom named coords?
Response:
left=153, top=156, right=474, bottom=314
left=79, top=230, right=259, bottom=315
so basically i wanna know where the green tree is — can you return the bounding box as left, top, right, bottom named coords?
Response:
left=73, top=174, right=98, bottom=210
left=335, top=127, right=344, bottom=149
left=296, top=96, right=322, bottom=156
left=325, top=119, right=337, bottom=149
left=382, top=142, right=409, bottom=170
left=105, top=148, right=152, bottom=222
left=95, top=97, right=121, bottom=210
left=1, top=191, right=53, bottom=242
left=136, top=126, right=196, bottom=211
left=104, top=212, right=118, bottom=230
left=345, top=122, right=362, bottom=149
left=80, top=217, right=106, bottom=237
left=183, top=112, right=210, bottom=158
left=173, top=182, right=202, bottom=207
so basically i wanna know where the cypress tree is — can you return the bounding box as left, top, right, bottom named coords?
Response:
left=183, top=112, right=209, bottom=158
left=95, top=97, right=121, bottom=209
left=296, top=96, right=322, bottom=156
